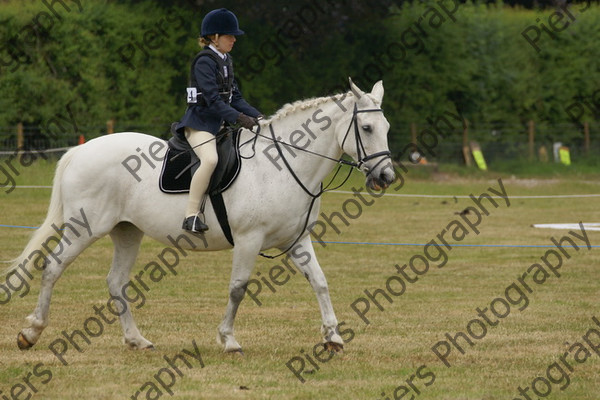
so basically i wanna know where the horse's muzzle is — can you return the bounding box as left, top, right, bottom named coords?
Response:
left=365, top=165, right=396, bottom=191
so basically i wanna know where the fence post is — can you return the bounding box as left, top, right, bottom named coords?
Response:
left=528, top=120, right=535, bottom=160
left=410, top=122, right=417, bottom=145
left=17, top=122, right=24, bottom=150
left=584, top=122, right=590, bottom=155
left=107, top=119, right=114, bottom=134
left=462, top=119, right=471, bottom=166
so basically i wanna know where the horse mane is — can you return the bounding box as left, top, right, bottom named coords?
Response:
left=264, top=91, right=355, bottom=123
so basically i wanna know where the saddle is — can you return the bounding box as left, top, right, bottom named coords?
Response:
left=159, top=125, right=242, bottom=245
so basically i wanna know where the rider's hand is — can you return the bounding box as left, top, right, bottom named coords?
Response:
left=237, top=113, right=258, bottom=129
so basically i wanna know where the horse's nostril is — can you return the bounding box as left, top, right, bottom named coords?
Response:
left=380, top=173, right=390, bottom=184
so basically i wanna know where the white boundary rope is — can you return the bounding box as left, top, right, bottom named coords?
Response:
left=12, top=186, right=53, bottom=189
left=0, top=146, right=73, bottom=156
left=532, top=223, right=600, bottom=231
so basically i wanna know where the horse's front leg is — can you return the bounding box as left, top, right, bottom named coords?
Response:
left=285, top=236, right=344, bottom=351
left=216, top=237, right=262, bottom=353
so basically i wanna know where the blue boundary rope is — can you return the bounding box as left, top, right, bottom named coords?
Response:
left=0, top=224, right=39, bottom=229
left=2, top=224, right=595, bottom=249
left=315, top=241, right=600, bottom=248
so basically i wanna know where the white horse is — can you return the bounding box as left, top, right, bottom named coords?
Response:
left=9, top=79, right=395, bottom=353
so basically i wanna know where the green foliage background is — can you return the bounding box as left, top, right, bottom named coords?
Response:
left=0, top=0, right=598, bottom=157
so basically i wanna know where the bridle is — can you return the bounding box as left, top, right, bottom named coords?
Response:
left=254, top=103, right=391, bottom=196
left=340, top=103, right=391, bottom=175
left=255, top=102, right=392, bottom=258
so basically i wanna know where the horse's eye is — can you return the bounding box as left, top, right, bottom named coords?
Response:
left=362, top=125, right=372, bottom=133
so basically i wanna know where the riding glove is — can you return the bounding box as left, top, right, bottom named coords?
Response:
left=237, top=113, right=258, bottom=129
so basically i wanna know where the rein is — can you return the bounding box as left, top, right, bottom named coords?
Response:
left=256, top=103, right=390, bottom=259
left=170, top=104, right=391, bottom=259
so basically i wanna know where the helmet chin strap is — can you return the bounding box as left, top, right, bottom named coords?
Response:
left=212, top=34, right=220, bottom=49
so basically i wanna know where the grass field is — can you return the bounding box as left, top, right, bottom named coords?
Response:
left=1, top=159, right=599, bottom=399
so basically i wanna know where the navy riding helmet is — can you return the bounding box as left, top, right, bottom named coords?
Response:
left=201, top=8, right=245, bottom=37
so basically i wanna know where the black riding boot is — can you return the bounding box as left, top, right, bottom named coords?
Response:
left=182, top=215, right=209, bottom=233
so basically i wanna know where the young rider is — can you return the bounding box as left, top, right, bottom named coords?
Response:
left=175, top=8, right=262, bottom=234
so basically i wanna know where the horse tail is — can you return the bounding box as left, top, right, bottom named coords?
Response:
left=4, top=147, right=77, bottom=278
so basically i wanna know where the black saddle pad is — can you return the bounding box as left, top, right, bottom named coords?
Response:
left=159, top=128, right=242, bottom=195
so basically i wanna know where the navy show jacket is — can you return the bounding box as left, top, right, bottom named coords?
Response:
left=175, top=47, right=260, bottom=137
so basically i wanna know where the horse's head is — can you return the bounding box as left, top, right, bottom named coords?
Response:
left=338, top=79, right=396, bottom=190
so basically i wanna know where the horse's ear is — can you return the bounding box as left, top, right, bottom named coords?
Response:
left=348, top=77, right=364, bottom=98
left=371, top=80, right=384, bottom=103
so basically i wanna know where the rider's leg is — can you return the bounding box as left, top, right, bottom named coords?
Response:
left=183, top=128, right=218, bottom=232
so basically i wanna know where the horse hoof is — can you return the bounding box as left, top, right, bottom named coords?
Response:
left=226, top=348, right=244, bottom=357
left=125, top=340, right=155, bottom=350
left=17, top=332, right=34, bottom=350
left=324, top=342, right=344, bottom=353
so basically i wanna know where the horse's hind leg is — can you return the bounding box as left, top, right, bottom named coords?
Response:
left=18, top=230, right=98, bottom=349
left=106, top=222, right=153, bottom=349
